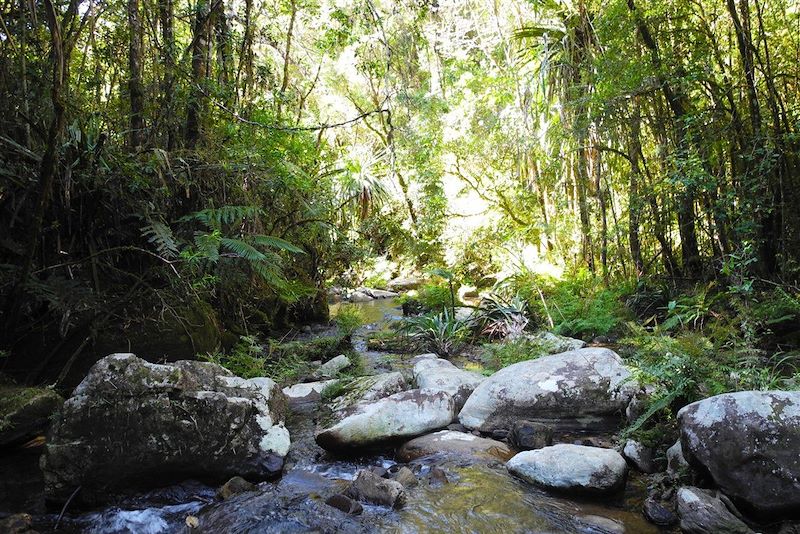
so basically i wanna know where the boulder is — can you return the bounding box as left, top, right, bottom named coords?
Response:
left=349, top=291, right=373, bottom=303
left=508, top=420, right=553, bottom=450
left=282, top=379, right=337, bottom=403
left=41, top=353, right=290, bottom=505
left=315, top=389, right=454, bottom=451
left=622, top=439, right=661, bottom=474
left=396, top=430, right=513, bottom=462
left=386, top=276, right=423, bottom=291
left=527, top=331, right=587, bottom=353
left=0, top=386, right=63, bottom=447
left=412, top=357, right=484, bottom=412
left=459, top=348, right=638, bottom=432
left=359, top=288, right=399, bottom=299
left=667, top=439, right=690, bottom=479
left=678, top=391, right=800, bottom=517
left=507, top=444, right=628, bottom=495
left=643, top=497, right=678, bottom=527
left=676, top=487, right=753, bottom=534
left=326, top=372, right=407, bottom=412
left=316, top=355, right=351, bottom=379
left=346, top=470, right=406, bottom=509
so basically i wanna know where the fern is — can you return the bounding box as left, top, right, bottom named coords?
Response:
left=179, top=206, right=261, bottom=229
left=220, top=237, right=268, bottom=263
left=252, top=235, right=305, bottom=254
left=141, top=220, right=179, bottom=258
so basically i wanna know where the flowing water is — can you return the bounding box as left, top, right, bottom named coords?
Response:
left=3, top=297, right=670, bottom=533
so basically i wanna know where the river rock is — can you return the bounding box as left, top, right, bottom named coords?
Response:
left=282, top=379, right=337, bottom=403
left=316, top=355, right=351, bottom=378
left=459, top=348, right=638, bottom=432
left=643, top=497, right=678, bottom=526
left=0, top=386, right=63, bottom=447
left=346, top=470, right=406, bottom=508
left=622, top=439, right=661, bottom=474
left=676, top=487, right=753, bottom=534
left=197, top=483, right=370, bottom=533
left=667, top=439, right=690, bottom=479
left=392, top=466, right=418, bottom=488
left=359, top=287, right=399, bottom=299
left=315, top=389, right=454, bottom=450
left=507, top=444, right=628, bottom=495
left=508, top=420, right=553, bottom=450
left=678, top=390, right=800, bottom=517
left=0, top=513, right=37, bottom=534
left=413, top=357, right=484, bottom=411
left=527, top=331, right=587, bottom=353
left=41, top=353, right=290, bottom=505
left=396, top=430, right=513, bottom=462
left=386, top=276, right=423, bottom=291
left=325, top=493, right=363, bottom=515
left=326, top=372, right=407, bottom=412
left=349, top=291, right=373, bottom=302
left=218, top=476, right=258, bottom=500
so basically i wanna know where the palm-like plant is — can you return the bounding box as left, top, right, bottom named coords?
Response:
left=399, top=309, right=471, bottom=357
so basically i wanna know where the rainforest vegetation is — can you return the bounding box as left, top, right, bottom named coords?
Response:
left=1, top=0, right=800, bottom=412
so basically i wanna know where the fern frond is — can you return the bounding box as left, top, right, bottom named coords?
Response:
left=194, top=232, right=221, bottom=262
left=180, top=206, right=261, bottom=229
left=252, top=235, right=305, bottom=254
left=141, top=220, right=179, bottom=258
left=220, top=237, right=268, bottom=263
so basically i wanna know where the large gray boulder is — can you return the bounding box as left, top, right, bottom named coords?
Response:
left=0, top=386, right=63, bottom=447
left=459, top=348, right=638, bottom=432
left=326, top=372, right=407, bottom=412
left=678, top=391, right=800, bottom=517
left=396, top=430, right=513, bottom=462
left=676, top=487, right=753, bottom=534
left=507, top=444, right=628, bottom=495
left=41, top=353, right=290, bottom=505
left=282, top=379, right=337, bottom=403
left=315, top=389, right=454, bottom=451
left=413, top=357, right=484, bottom=412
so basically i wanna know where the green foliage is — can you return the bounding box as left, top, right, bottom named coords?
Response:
left=480, top=336, right=556, bottom=371
left=621, top=324, right=800, bottom=439
left=203, top=334, right=352, bottom=384
left=499, top=268, right=630, bottom=338
left=333, top=307, right=364, bottom=338
left=476, top=293, right=529, bottom=339
left=202, top=335, right=267, bottom=379
left=399, top=309, right=471, bottom=357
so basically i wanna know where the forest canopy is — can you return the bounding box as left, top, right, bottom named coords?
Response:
left=1, top=0, right=799, bottom=383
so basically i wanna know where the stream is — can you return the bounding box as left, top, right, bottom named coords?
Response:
left=2, top=298, right=666, bottom=533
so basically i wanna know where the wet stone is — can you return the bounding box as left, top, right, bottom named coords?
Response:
left=643, top=497, right=677, bottom=526
left=325, top=494, right=363, bottom=515
left=217, top=476, right=257, bottom=500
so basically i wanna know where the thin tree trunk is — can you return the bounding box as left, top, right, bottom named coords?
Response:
left=128, top=0, right=145, bottom=148
left=159, top=0, right=175, bottom=149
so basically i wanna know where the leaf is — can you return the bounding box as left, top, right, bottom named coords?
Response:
left=141, top=220, right=179, bottom=258
left=220, top=238, right=268, bottom=263
left=252, top=235, right=306, bottom=254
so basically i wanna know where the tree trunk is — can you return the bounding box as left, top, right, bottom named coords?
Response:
left=186, top=0, right=214, bottom=148
left=127, top=0, right=145, bottom=148
left=159, top=0, right=175, bottom=149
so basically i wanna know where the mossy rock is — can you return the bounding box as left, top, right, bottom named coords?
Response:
left=0, top=384, right=63, bottom=447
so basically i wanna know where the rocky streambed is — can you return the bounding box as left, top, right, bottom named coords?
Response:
left=2, top=301, right=800, bottom=534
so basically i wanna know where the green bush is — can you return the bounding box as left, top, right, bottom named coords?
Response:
left=399, top=309, right=470, bottom=357
left=480, top=336, right=556, bottom=371
left=203, top=334, right=352, bottom=384
left=498, top=268, right=631, bottom=338
left=334, top=306, right=364, bottom=337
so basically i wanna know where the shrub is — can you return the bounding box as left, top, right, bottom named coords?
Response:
left=334, top=306, right=364, bottom=338
left=480, top=336, right=557, bottom=371
left=399, top=309, right=470, bottom=357
left=476, top=293, right=529, bottom=339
